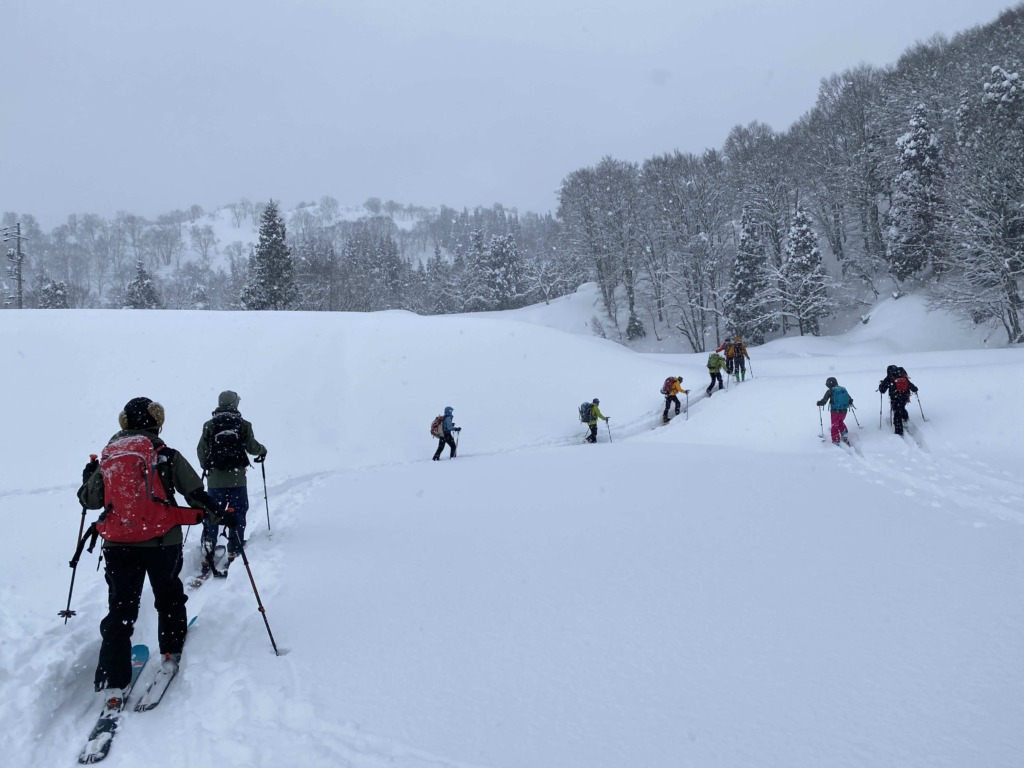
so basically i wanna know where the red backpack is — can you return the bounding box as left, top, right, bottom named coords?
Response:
left=660, top=377, right=676, bottom=395
left=95, top=435, right=199, bottom=543
left=430, top=415, right=445, bottom=438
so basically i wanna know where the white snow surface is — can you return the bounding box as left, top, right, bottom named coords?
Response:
left=1, top=295, right=1022, bottom=768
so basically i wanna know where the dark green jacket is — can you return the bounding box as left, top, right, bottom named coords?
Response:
left=78, top=429, right=221, bottom=548
left=197, top=407, right=267, bottom=489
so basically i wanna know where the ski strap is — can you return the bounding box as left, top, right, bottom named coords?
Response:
left=69, top=522, right=101, bottom=568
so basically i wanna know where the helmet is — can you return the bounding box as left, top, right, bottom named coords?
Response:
left=677, top=376, right=683, bottom=381
left=886, top=364, right=899, bottom=376
left=592, top=398, right=600, bottom=405
left=825, top=377, right=838, bottom=388
left=734, top=336, right=741, bottom=342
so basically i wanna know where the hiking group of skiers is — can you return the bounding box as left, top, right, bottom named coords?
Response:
left=706, top=336, right=750, bottom=396
left=74, top=392, right=266, bottom=713
left=816, top=364, right=921, bottom=444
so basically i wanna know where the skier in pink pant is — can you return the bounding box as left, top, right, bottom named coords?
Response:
left=816, top=376, right=853, bottom=444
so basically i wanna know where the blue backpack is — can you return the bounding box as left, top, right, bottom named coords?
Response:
left=831, top=385, right=850, bottom=410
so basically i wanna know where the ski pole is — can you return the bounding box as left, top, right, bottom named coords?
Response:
left=685, top=392, right=689, bottom=421
left=849, top=405, right=862, bottom=428
left=747, top=359, right=753, bottom=379
left=606, top=419, right=612, bottom=443
left=915, top=394, right=927, bottom=422
left=256, top=457, right=271, bottom=532
left=817, top=405, right=824, bottom=438
left=233, top=529, right=280, bottom=656
left=879, top=393, right=883, bottom=429
left=58, top=501, right=91, bottom=624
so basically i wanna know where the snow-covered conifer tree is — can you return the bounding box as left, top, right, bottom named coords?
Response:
left=37, top=278, right=70, bottom=309
left=885, top=103, right=944, bottom=283
left=777, top=206, right=832, bottom=336
left=723, top=207, right=777, bottom=343
left=242, top=200, right=295, bottom=310
left=122, top=260, right=163, bottom=309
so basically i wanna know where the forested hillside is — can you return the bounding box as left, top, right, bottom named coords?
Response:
left=4, top=6, right=1021, bottom=347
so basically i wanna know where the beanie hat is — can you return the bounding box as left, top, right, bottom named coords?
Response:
left=218, top=390, right=240, bottom=408
left=118, top=397, right=165, bottom=433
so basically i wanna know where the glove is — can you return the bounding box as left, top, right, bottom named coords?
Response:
left=254, top=451, right=267, bottom=464
left=81, top=455, right=99, bottom=485
left=681, top=389, right=689, bottom=394
left=193, top=510, right=205, bottom=525
left=455, top=427, right=462, bottom=432
left=219, top=506, right=238, bottom=529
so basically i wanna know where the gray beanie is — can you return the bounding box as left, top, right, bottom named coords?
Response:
left=218, top=390, right=240, bottom=408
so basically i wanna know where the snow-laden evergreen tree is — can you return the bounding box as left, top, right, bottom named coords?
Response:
left=489, top=233, right=524, bottom=310
left=885, top=103, right=944, bottom=283
left=37, top=278, right=70, bottom=309
left=122, top=260, right=163, bottom=309
left=723, top=207, right=777, bottom=343
left=242, top=200, right=295, bottom=310
left=460, top=229, right=491, bottom=312
left=426, top=245, right=458, bottom=315
left=933, top=65, right=1024, bottom=343
left=777, top=206, right=831, bottom=336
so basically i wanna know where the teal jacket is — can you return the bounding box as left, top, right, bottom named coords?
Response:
left=197, top=407, right=267, bottom=489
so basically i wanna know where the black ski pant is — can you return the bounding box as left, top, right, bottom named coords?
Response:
left=586, top=423, right=598, bottom=442
left=96, top=544, right=188, bottom=691
left=890, top=395, right=910, bottom=435
left=733, top=356, right=746, bottom=377
left=663, top=395, right=680, bottom=419
left=706, top=371, right=724, bottom=394
left=433, top=431, right=457, bottom=460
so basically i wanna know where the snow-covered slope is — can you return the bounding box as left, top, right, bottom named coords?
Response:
left=1, top=297, right=1021, bottom=768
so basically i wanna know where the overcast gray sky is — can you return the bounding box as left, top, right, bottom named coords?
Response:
left=2, top=0, right=1016, bottom=227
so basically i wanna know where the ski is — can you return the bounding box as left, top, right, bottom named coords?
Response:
left=134, top=615, right=197, bottom=712
left=78, top=644, right=149, bottom=764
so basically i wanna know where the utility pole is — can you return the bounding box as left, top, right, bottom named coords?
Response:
left=2, top=222, right=27, bottom=309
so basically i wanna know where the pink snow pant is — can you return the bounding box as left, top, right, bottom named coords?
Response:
left=830, top=410, right=848, bottom=443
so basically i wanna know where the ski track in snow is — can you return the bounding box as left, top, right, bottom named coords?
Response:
left=7, top=384, right=1024, bottom=768
left=827, top=411, right=1024, bottom=527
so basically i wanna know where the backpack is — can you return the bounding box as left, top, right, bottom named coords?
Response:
left=708, top=353, right=722, bottom=370
left=430, top=415, right=445, bottom=438
left=830, top=385, right=851, bottom=410
left=894, top=370, right=910, bottom=393
left=95, top=435, right=198, bottom=543
left=579, top=402, right=594, bottom=422
left=660, top=377, right=676, bottom=395
left=205, top=411, right=249, bottom=471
